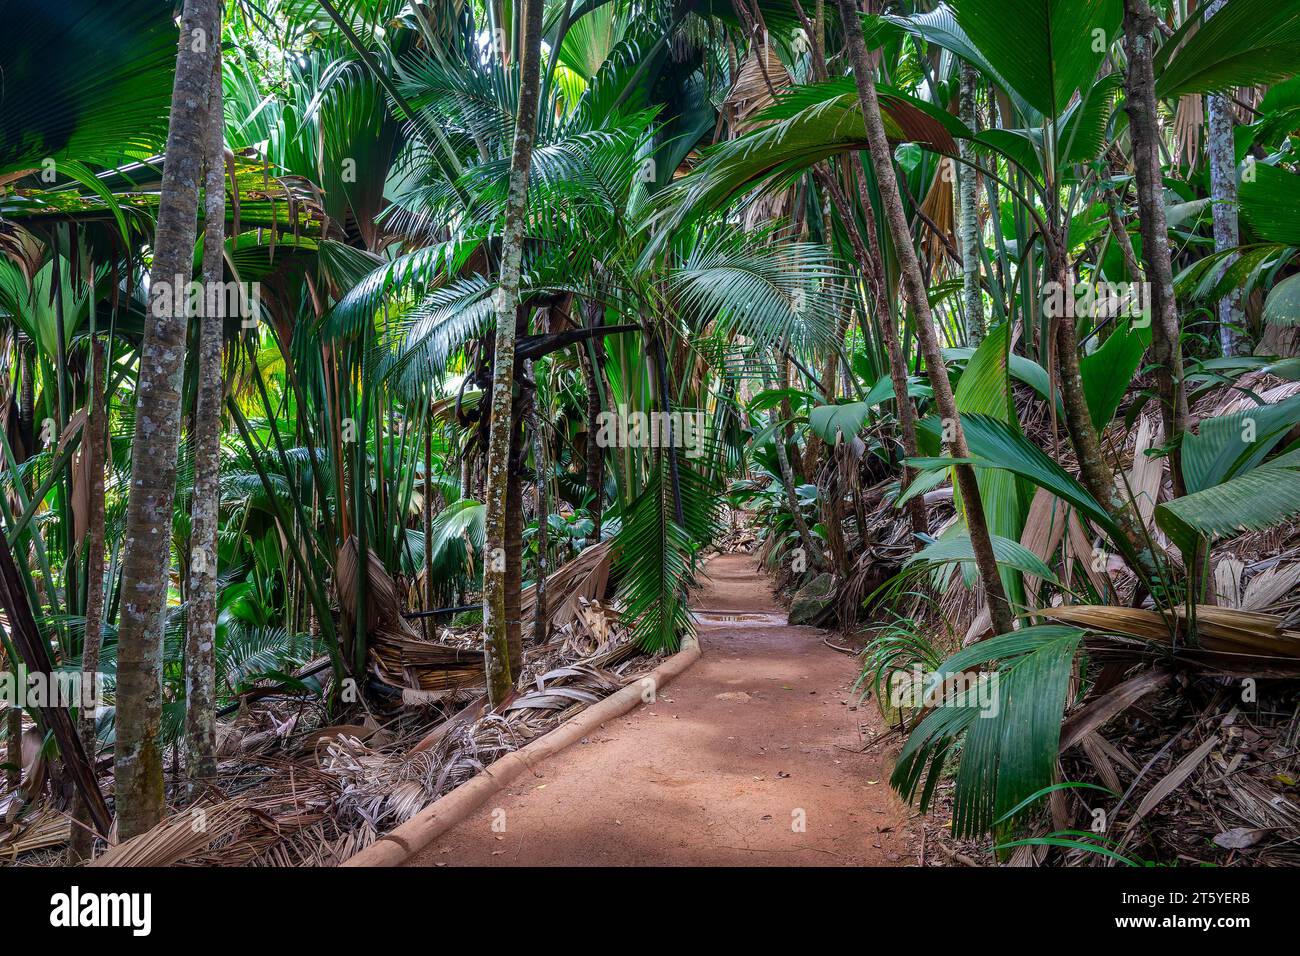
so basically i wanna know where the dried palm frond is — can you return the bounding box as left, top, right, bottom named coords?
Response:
left=1020, top=488, right=1070, bottom=603
left=1041, top=604, right=1300, bottom=672
left=1126, top=415, right=1165, bottom=534
left=1242, top=561, right=1300, bottom=612
left=1173, top=93, right=1204, bottom=170
left=521, top=539, right=613, bottom=637
left=0, top=804, right=70, bottom=859
left=337, top=536, right=485, bottom=695
left=90, top=800, right=248, bottom=867
left=919, top=159, right=957, bottom=276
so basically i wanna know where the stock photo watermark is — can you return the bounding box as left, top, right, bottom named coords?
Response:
left=594, top=405, right=707, bottom=458
left=1, top=667, right=102, bottom=714
left=888, top=664, right=1000, bottom=718
left=1042, top=279, right=1152, bottom=325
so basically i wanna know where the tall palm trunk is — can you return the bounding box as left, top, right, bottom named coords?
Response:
left=957, top=61, right=985, bottom=346
left=1122, top=0, right=1189, bottom=498
left=423, top=404, right=435, bottom=636
left=68, top=338, right=108, bottom=862
left=505, top=410, right=526, bottom=672
left=845, top=161, right=929, bottom=542
left=1204, top=0, right=1245, bottom=357
left=114, top=0, right=221, bottom=838
left=528, top=371, right=549, bottom=638
left=579, top=343, right=603, bottom=546
left=837, top=0, right=1015, bottom=636
left=482, top=0, right=544, bottom=706
left=184, top=53, right=225, bottom=794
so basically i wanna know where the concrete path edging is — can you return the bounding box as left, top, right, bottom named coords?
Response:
left=341, top=633, right=702, bottom=866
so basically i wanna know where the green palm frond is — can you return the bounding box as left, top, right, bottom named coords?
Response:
left=612, top=452, right=720, bottom=652
left=892, top=625, right=1085, bottom=838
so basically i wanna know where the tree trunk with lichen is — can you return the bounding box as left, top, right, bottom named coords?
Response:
left=1205, top=0, right=1245, bottom=357
left=114, top=0, right=221, bottom=839
left=958, top=60, right=985, bottom=346
left=528, top=370, right=549, bottom=639
left=1123, top=0, right=1189, bottom=498
left=482, top=0, right=544, bottom=706
left=505, top=412, right=526, bottom=673
left=837, top=0, right=1014, bottom=636
left=183, top=52, right=225, bottom=797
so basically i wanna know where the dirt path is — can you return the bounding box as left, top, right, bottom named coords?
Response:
left=404, top=552, right=914, bottom=866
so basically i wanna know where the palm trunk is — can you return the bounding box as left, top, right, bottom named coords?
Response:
left=505, top=415, right=525, bottom=673
left=768, top=397, right=825, bottom=571
left=114, top=0, right=221, bottom=838
left=578, top=304, right=605, bottom=541
left=845, top=161, right=929, bottom=543
left=837, top=0, right=1015, bottom=636
left=1204, top=0, right=1245, bottom=357
left=1050, top=243, right=1158, bottom=579
left=183, top=52, right=225, bottom=796
left=1106, top=188, right=1144, bottom=284
left=423, top=407, right=435, bottom=636
left=815, top=155, right=928, bottom=542
left=1122, top=0, right=1189, bottom=498
left=4, top=700, right=18, bottom=790
left=528, top=372, right=549, bottom=639
left=957, top=61, right=985, bottom=346
left=482, top=0, right=544, bottom=706
left=68, top=338, right=108, bottom=862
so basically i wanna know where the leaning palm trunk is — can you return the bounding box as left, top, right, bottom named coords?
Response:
left=1204, top=0, right=1245, bottom=357
left=957, top=61, right=984, bottom=346
left=844, top=160, right=929, bottom=542
left=482, top=0, right=544, bottom=706
left=1049, top=244, right=1159, bottom=581
left=68, top=338, right=108, bottom=862
left=1122, top=0, right=1189, bottom=498
left=183, top=53, right=225, bottom=795
left=114, top=0, right=221, bottom=838
left=837, top=0, right=1014, bottom=636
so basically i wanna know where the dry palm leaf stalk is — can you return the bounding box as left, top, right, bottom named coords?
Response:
left=1041, top=604, right=1300, bottom=672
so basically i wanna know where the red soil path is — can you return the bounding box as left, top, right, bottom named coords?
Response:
left=404, top=551, right=914, bottom=866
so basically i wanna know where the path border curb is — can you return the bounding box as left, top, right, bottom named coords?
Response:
left=341, top=632, right=702, bottom=867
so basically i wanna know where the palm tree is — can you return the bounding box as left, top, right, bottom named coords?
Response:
left=183, top=49, right=227, bottom=793
left=481, top=0, right=547, bottom=705
left=114, top=0, right=222, bottom=839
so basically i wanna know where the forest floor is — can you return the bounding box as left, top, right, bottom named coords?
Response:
left=405, top=551, right=916, bottom=866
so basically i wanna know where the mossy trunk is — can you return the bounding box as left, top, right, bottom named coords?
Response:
left=183, top=51, right=225, bottom=797
left=482, top=0, right=544, bottom=705
left=114, top=0, right=221, bottom=839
